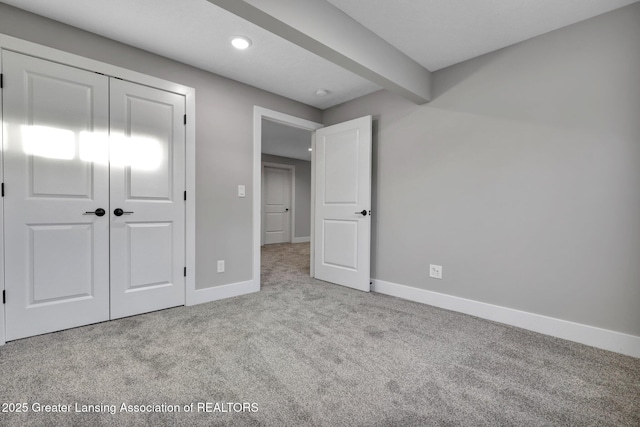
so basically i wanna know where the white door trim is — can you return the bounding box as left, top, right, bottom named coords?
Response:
left=0, top=50, right=5, bottom=346
left=0, top=34, right=197, bottom=344
left=262, top=162, right=295, bottom=245
left=253, top=107, right=323, bottom=288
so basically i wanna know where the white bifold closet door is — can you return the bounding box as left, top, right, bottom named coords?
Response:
left=3, top=51, right=111, bottom=340
left=2, top=51, right=185, bottom=340
left=109, top=79, right=185, bottom=320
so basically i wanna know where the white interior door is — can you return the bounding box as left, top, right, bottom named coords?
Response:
left=314, top=116, right=372, bottom=292
left=263, top=166, right=291, bottom=244
left=109, top=79, right=186, bottom=319
left=2, top=51, right=110, bottom=340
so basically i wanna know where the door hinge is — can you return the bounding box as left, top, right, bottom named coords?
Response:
left=184, top=267, right=187, bottom=277
left=0, top=73, right=3, bottom=89
left=184, top=190, right=187, bottom=201
left=183, top=114, right=187, bottom=125
left=3, top=290, right=5, bottom=304
left=1, top=183, right=4, bottom=197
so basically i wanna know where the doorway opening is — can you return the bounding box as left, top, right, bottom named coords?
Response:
left=254, top=107, right=373, bottom=293
left=261, top=118, right=314, bottom=245
left=253, top=107, right=323, bottom=289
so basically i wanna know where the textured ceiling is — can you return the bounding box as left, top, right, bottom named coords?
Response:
left=1, top=0, right=637, bottom=109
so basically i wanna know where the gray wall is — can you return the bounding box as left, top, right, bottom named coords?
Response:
left=0, top=3, right=321, bottom=289
left=261, top=154, right=312, bottom=239
left=323, top=4, right=640, bottom=336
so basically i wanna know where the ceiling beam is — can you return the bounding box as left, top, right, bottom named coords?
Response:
left=207, top=0, right=431, bottom=104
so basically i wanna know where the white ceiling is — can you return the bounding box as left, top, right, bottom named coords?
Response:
left=0, top=0, right=379, bottom=109
left=326, top=0, right=639, bottom=71
left=262, top=120, right=313, bottom=162
left=1, top=0, right=637, bottom=109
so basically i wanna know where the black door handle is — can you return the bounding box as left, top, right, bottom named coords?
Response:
left=355, top=210, right=367, bottom=216
left=114, top=208, right=134, bottom=216
left=285, top=208, right=289, bottom=212
left=85, top=208, right=106, bottom=217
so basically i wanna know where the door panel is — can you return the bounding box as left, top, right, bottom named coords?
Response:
left=322, top=220, right=358, bottom=269
left=26, top=126, right=95, bottom=198
left=121, top=96, right=173, bottom=200
left=324, top=130, right=360, bottom=203
left=109, top=79, right=185, bottom=319
left=314, top=116, right=372, bottom=291
left=3, top=51, right=110, bottom=340
left=30, top=223, right=94, bottom=302
left=127, top=222, right=173, bottom=289
left=263, top=166, right=291, bottom=244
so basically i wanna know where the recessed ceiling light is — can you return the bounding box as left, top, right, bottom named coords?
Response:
left=315, top=89, right=329, bottom=97
left=231, top=36, right=252, bottom=50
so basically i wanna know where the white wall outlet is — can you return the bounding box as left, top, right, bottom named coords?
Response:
left=429, top=264, right=443, bottom=279
left=217, top=260, right=225, bottom=273
left=238, top=185, right=246, bottom=198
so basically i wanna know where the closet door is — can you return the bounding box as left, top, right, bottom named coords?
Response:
left=2, top=51, right=110, bottom=340
left=109, top=79, right=186, bottom=319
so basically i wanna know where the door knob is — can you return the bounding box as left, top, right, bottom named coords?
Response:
left=355, top=210, right=368, bottom=216
left=113, top=208, right=134, bottom=216
left=285, top=208, right=289, bottom=212
left=84, top=208, right=106, bottom=217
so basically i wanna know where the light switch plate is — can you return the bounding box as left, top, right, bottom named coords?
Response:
left=238, top=185, right=245, bottom=198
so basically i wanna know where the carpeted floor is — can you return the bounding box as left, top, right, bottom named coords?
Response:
left=0, top=242, right=638, bottom=426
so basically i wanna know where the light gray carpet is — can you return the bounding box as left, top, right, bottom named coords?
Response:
left=1, top=242, right=638, bottom=426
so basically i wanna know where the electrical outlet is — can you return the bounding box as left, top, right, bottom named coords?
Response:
left=429, top=264, right=442, bottom=279
left=217, top=260, right=225, bottom=273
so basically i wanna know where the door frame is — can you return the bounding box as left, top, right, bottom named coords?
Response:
left=253, top=107, right=323, bottom=289
left=0, top=50, right=4, bottom=346
left=0, top=33, right=197, bottom=345
left=261, top=162, right=295, bottom=245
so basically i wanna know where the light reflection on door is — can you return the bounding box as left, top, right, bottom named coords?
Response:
left=21, top=124, right=163, bottom=172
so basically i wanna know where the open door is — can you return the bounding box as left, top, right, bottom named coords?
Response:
left=314, top=116, right=372, bottom=292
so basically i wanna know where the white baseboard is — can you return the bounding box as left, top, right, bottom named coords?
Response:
left=371, top=279, right=640, bottom=358
left=186, top=279, right=259, bottom=306
left=292, top=236, right=311, bottom=243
